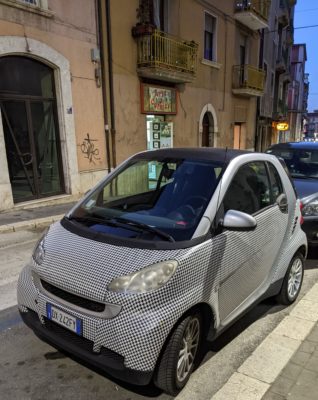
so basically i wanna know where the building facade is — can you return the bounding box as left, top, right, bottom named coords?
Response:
left=0, top=0, right=108, bottom=211
left=305, top=109, right=318, bottom=141
left=103, top=0, right=267, bottom=168
left=288, top=43, right=307, bottom=142
left=0, top=0, right=269, bottom=211
left=255, top=0, right=296, bottom=151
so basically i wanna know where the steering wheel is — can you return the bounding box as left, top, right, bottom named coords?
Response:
left=167, top=205, right=196, bottom=222
left=184, top=195, right=208, bottom=209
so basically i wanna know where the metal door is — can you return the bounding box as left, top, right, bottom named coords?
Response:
left=1, top=99, right=64, bottom=202
left=0, top=56, right=64, bottom=203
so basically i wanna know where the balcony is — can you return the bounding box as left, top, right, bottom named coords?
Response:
left=274, top=99, right=288, bottom=119
left=276, top=47, right=289, bottom=73
left=232, top=65, right=265, bottom=97
left=234, top=0, right=270, bottom=30
left=135, top=29, right=198, bottom=84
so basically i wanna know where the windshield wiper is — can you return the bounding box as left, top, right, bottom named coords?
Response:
left=291, top=174, right=318, bottom=179
left=111, top=216, right=175, bottom=242
left=67, top=215, right=121, bottom=227
left=67, top=215, right=175, bottom=242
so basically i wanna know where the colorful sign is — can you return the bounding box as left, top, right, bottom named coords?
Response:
left=141, top=84, right=177, bottom=114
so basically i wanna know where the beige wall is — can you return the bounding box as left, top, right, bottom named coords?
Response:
left=0, top=0, right=261, bottom=210
left=0, top=0, right=107, bottom=176
left=109, top=0, right=260, bottom=165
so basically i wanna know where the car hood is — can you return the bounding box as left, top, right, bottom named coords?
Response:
left=293, top=178, right=318, bottom=200
left=34, top=222, right=181, bottom=303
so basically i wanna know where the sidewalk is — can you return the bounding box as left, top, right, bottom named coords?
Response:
left=211, top=282, right=318, bottom=400
left=0, top=201, right=76, bottom=233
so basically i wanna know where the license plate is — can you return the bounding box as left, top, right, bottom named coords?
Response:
left=46, top=303, right=82, bottom=335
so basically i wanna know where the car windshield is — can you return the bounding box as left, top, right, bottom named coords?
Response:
left=69, top=157, right=224, bottom=242
left=266, top=147, right=318, bottom=179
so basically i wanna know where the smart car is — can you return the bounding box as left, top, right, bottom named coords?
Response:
left=266, top=142, right=318, bottom=247
left=18, top=148, right=307, bottom=395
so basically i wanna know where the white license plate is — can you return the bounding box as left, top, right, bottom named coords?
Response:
left=46, top=303, right=82, bottom=335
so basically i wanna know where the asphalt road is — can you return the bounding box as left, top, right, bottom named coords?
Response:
left=0, top=229, right=317, bottom=400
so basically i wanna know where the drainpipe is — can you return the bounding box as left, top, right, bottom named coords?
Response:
left=96, top=0, right=111, bottom=172
left=106, top=0, right=117, bottom=167
left=255, top=29, right=264, bottom=151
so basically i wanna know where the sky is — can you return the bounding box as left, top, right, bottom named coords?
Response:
left=294, top=0, right=318, bottom=112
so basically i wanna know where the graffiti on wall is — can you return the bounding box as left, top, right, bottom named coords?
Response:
left=80, top=133, right=100, bottom=164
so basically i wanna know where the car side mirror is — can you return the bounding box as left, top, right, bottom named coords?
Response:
left=220, top=210, right=257, bottom=231
left=276, top=193, right=288, bottom=213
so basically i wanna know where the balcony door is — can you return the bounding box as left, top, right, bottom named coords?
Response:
left=0, top=56, right=64, bottom=203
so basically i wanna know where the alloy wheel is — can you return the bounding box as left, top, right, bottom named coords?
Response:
left=177, top=316, right=200, bottom=382
left=288, top=257, right=303, bottom=300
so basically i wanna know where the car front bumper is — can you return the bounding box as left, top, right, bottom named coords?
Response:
left=17, top=264, right=170, bottom=385
left=302, top=218, right=318, bottom=246
left=19, top=308, right=152, bottom=385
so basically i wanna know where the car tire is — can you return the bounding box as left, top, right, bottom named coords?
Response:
left=154, top=313, right=202, bottom=396
left=276, top=252, right=304, bottom=305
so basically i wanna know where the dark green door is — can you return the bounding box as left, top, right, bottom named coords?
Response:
left=0, top=56, right=64, bottom=202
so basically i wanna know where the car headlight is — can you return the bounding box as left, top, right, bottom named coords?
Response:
left=302, top=199, right=318, bottom=216
left=32, top=230, right=48, bottom=265
left=108, top=260, right=178, bottom=294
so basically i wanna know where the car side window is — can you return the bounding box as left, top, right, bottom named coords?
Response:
left=223, top=162, right=271, bottom=215
left=267, top=162, right=284, bottom=202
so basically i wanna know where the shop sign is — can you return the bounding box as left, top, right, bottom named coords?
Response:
left=276, top=122, right=289, bottom=131
left=273, top=121, right=289, bottom=131
left=141, top=84, right=177, bottom=114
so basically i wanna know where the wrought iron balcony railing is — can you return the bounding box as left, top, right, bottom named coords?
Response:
left=232, top=64, right=265, bottom=96
left=235, top=0, right=270, bottom=19
left=135, top=29, right=198, bottom=83
left=234, top=0, right=270, bottom=30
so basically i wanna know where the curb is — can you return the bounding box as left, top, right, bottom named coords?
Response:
left=211, top=283, right=318, bottom=399
left=0, top=214, right=65, bottom=234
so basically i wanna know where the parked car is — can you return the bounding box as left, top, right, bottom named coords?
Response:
left=266, top=142, right=318, bottom=247
left=18, top=148, right=307, bottom=396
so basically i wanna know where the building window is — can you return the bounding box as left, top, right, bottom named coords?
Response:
left=204, top=13, right=217, bottom=62
left=19, top=0, right=38, bottom=5
left=17, top=0, right=48, bottom=8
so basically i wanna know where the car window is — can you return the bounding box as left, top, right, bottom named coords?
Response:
left=72, top=158, right=224, bottom=242
left=267, top=162, right=284, bottom=202
left=266, top=147, right=318, bottom=178
left=223, top=162, right=271, bottom=215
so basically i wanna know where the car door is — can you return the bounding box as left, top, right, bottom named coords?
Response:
left=216, top=161, right=289, bottom=323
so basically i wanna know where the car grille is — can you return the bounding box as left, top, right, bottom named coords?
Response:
left=41, top=280, right=105, bottom=313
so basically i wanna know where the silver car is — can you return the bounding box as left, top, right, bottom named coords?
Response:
left=18, top=148, right=307, bottom=395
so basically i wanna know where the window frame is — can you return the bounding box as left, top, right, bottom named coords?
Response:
left=203, top=11, right=217, bottom=63
left=0, top=0, right=52, bottom=16
left=266, top=161, right=285, bottom=204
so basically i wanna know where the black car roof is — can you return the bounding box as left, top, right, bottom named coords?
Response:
left=268, top=142, right=318, bottom=150
left=135, top=147, right=252, bottom=164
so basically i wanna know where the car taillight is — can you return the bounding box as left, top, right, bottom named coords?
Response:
left=299, top=201, right=304, bottom=225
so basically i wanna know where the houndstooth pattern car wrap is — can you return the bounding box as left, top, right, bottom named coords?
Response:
left=17, top=198, right=304, bottom=373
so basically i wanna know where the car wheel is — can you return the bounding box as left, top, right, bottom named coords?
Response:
left=276, top=252, right=304, bottom=305
left=154, top=313, right=202, bottom=396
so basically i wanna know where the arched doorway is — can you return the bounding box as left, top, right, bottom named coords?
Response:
left=0, top=56, right=64, bottom=202
left=201, top=112, right=214, bottom=147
